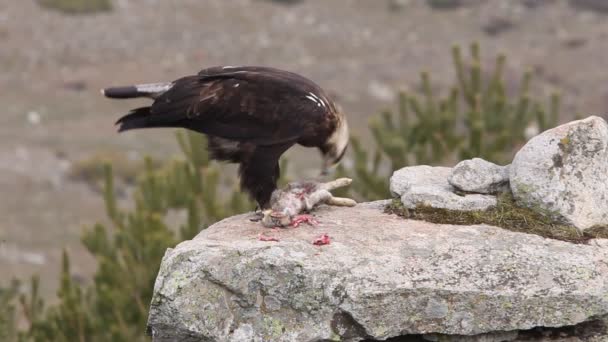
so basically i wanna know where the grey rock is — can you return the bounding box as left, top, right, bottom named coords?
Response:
left=448, top=158, right=510, bottom=194
left=510, top=116, right=608, bottom=230
left=390, top=165, right=497, bottom=211
left=147, top=202, right=608, bottom=342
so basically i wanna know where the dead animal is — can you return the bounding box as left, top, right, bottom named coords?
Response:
left=260, top=178, right=356, bottom=228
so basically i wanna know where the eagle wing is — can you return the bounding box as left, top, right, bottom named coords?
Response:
left=135, top=67, right=331, bottom=146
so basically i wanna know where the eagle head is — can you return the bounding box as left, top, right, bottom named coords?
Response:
left=320, top=117, right=349, bottom=176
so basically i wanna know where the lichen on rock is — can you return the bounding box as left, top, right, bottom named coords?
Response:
left=510, top=116, right=608, bottom=230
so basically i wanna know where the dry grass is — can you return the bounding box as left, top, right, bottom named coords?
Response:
left=385, top=193, right=608, bottom=244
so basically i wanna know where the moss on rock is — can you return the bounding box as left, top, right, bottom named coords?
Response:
left=385, top=193, right=608, bottom=243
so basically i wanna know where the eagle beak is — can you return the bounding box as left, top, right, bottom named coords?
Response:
left=320, top=159, right=336, bottom=177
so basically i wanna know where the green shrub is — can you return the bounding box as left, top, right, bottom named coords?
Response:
left=37, top=0, right=112, bottom=14
left=0, top=280, right=20, bottom=342
left=427, top=0, right=463, bottom=9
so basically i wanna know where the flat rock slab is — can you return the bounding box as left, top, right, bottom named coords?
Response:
left=510, top=116, right=608, bottom=230
left=390, top=166, right=497, bottom=211
left=147, top=202, right=608, bottom=342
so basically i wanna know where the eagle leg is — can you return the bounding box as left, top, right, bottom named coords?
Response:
left=249, top=211, right=264, bottom=222
left=290, top=215, right=318, bottom=228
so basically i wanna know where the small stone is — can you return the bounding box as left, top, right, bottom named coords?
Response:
left=482, top=16, right=515, bottom=36
left=510, top=116, right=608, bottom=230
left=27, top=111, right=41, bottom=125
left=390, top=165, right=497, bottom=211
left=448, top=158, right=510, bottom=194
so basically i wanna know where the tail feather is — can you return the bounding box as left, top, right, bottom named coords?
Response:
left=102, top=82, right=173, bottom=99
left=102, top=86, right=139, bottom=99
left=115, top=107, right=184, bottom=132
left=115, top=107, right=153, bottom=132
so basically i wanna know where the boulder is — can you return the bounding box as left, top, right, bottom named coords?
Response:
left=448, top=158, right=510, bottom=194
left=510, top=116, right=608, bottom=230
left=147, top=202, right=608, bottom=342
left=390, top=165, right=497, bottom=211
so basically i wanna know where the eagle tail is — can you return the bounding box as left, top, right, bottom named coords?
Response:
left=102, top=82, right=173, bottom=99
left=115, top=107, right=157, bottom=132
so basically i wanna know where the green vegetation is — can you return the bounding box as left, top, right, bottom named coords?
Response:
left=385, top=193, right=608, bottom=243
left=37, top=0, right=112, bottom=14
left=0, top=280, right=21, bottom=342
left=426, top=0, right=463, bottom=9
left=338, top=42, right=560, bottom=200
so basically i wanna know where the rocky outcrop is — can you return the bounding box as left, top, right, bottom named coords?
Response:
left=448, top=158, right=510, bottom=194
left=390, top=166, right=497, bottom=211
left=147, top=202, right=608, bottom=342
left=510, top=116, right=608, bottom=230
left=390, top=116, right=608, bottom=231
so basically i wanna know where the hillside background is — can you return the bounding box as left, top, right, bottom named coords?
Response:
left=2, top=0, right=608, bottom=299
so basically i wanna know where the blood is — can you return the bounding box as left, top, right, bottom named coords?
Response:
left=312, top=233, right=330, bottom=246
left=290, top=215, right=319, bottom=228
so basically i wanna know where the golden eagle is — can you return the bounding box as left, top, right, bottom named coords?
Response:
left=102, top=66, right=349, bottom=209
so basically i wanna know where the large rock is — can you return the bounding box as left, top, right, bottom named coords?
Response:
left=147, top=202, right=608, bottom=342
left=448, top=158, right=510, bottom=194
left=390, top=165, right=497, bottom=211
left=510, top=116, right=608, bottom=230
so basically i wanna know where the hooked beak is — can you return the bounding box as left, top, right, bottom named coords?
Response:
left=320, top=158, right=336, bottom=177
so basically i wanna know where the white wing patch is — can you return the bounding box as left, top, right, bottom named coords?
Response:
left=305, top=92, right=328, bottom=108
left=308, top=92, right=327, bottom=108
left=305, top=95, right=321, bottom=107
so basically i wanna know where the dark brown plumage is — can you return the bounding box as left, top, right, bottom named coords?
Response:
left=102, top=66, right=349, bottom=209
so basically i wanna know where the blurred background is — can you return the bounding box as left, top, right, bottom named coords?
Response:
left=1, top=0, right=608, bottom=339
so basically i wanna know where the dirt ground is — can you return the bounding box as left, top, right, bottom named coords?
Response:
left=1, top=0, right=607, bottom=299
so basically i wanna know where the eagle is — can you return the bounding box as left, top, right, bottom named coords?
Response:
left=102, top=66, right=349, bottom=210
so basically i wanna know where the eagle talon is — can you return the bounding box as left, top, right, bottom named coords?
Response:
left=291, top=215, right=318, bottom=228
left=249, top=211, right=264, bottom=222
